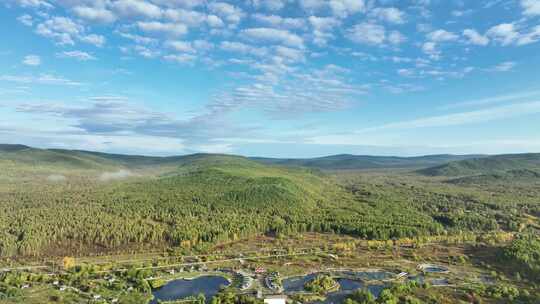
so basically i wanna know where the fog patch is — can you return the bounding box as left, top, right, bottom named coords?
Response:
left=47, top=174, right=67, bottom=182
left=98, top=169, right=134, bottom=181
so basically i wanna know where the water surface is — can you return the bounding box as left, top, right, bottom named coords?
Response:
left=282, top=273, right=386, bottom=304
left=151, top=275, right=229, bottom=304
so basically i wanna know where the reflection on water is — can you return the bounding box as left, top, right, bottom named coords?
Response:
left=282, top=272, right=387, bottom=304
left=282, top=273, right=319, bottom=292
left=151, top=276, right=229, bottom=304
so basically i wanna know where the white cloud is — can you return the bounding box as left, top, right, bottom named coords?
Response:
left=463, top=29, right=489, bottom=45
left=329, top=0, right=365, bottom=17
left=0, top=74, right=82, bottom=86
left=212, top=65, right=363, bottom=116
left=163, top=54, right=196, bottom=64
left=397, top=68, right=414, bottom=77
left=308, top=16, right=340, bottom=46
left=388, top=31, right=406, bottom=45
left=421, top=41, right=440, bottom=59
left=369, top=7, right=406, bottom=24
left=420, top=29, right=459, bottom=59
left=489, top=61, right=516, bottom=72
left=356, top=101, right=540, bottom=132
left=486, top=23, right=519, bottom=45
left=22, top=55, right=41, bottom=66
left=427, top=29, right=459, bottom=42
left=117, top=32, right=157, bottom=44
left=308, top=16, right=339, bottom=32
left=220, top=41, right=268, bottom=57
left=300, top=0, right=365, bottom=17
left=137, top=21, right=188, bottom=36
left=299, top=0, right=326, bottom=11
left=73, top=6, right=117, bottom=23
left=34, top=16, right=106, bottom=47
left=521, top=0, right=540, bottom=16
left=57, top=51, right=96, bottom=61
left=253, top=14, right=306, bottom=30
left=132, top=45, right=161, bottom=58
left=17, top=14, right=33, bottom=26
left=347, top=22, right=386, bottom=45
left=151, top=0, right=204, bottom=8
left=163, top=8, right=206, bottom=26
left=451, top=9, right=473, bottom=17
left=252, top=0, right=286, bottom=11
left=193, top=40, right=214, bottom=51
left=208, top=2, right=245, bottom=25
left=516, top=25, right=540, bottom=45
left=440, top=89, right=540, bottom=110
left=206, top=14, right=225, bottom=27
left=275, top=46, right=305, bottom=62
left=384, top=83, right=425, bottom=94
left=35, top=16, right=83, bottom=45
left=479, top=23, right=540, bottom=46
left=81, top=34, right=106, bottom=47
left=11, top=0, right=52, bottom=9
left=242, top=28, right=304, bottom=48
left=165, top=40, right=195, bottom=53
left=112, top=0, right=162, bottom=19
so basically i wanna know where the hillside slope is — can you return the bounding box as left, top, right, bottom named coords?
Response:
left=0, top=145, right=120, bottom=170
left=1, top=144, right=536, bottom=258
left=0, top=152, right=444, bottom=257
left=418, top=153, right=540, bottom=177
left=447, top=169, right=540, bottom=185
left=251, top=154, right=481, bottom=170
left=0, top=144, right=481, bottom=171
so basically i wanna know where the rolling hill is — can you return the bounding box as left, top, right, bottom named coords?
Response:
left=0, top=144, right=481, bottom=171
left=1, top=143, right=537, bottom=257
left=447, top=169, right=540, bottom=185
left=251, top=154, right=481, bottom=170
left=0, top=147, right=445, bottom=257
left=418, top=153, right=540, bottom=177
left=0, top=145, right=120, bottom=170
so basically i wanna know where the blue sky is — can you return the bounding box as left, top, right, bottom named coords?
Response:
left=1, top=0, right=539, bottom=157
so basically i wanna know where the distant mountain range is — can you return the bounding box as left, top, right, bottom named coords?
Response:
left=252, top=154, right=483, bottom=170
left=447, top=169, right=540, bottom=185
left=1, top=144, right=539, bottom=176
left=0, top=144, right=481, bottom=170
left=417, top=153, right=540, bottom=177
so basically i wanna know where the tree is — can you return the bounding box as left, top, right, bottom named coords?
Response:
left=62, top=256, right=76, bottom=270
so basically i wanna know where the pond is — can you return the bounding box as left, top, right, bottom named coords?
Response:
left=423, top=266, right=448, bottom=273
left=150, top=275, right=230, bottom=304
left=418, top=264, right=449, bottom=273
left=282, top=273, right=386, bottom=304
left=282, top=273, right=319, bottom=292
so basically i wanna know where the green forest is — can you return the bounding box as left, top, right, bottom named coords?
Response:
left=1, top=145, right=539, bottom=258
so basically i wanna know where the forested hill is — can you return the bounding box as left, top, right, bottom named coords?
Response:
left=0, top=144, right=240, bottom=170
left=0, top=144, right=120, bottom=170
left=0, top=150, right=446, bottom=257
left=0, top=144, right=481, bottom=170
left=0, top=143, right=537, bottom=257
left=447, top=169, right=540, bottom=185
left=250, top=154, right=481, bottom=170
left=418, top=153, right=540, bottom=177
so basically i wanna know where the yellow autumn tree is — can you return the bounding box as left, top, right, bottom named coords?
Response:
left=62, top=256, right=76, bottom=270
